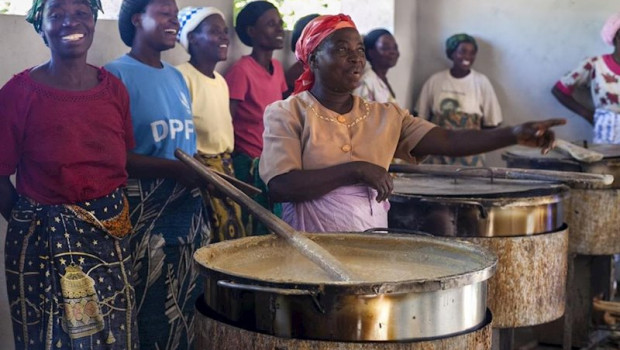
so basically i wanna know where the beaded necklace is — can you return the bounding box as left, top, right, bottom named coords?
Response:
left=308, top=98, right=371, bottom=128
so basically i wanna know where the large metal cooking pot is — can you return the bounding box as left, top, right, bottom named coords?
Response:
left=388, top=175, right=569, bottom=328
left=503, top=145, right=620, bottom=254
left=388, top=175, right=569, bottom=237
left=194, top=232, right=497, bottom=341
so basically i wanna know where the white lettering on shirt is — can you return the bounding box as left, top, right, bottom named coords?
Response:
left=169, top=119, right=183, bottom=140
left=185, top=120, right=195, bottom=140
left=151, top=119, right=195, bottom=142
left=151, top=120, right=169, bottom=142
left=180, top=92, right=192, bottom=116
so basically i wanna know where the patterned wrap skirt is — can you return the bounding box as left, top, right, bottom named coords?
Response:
left=4, top=188, right=138, bottom=350
left=125, top=178, right=209, bottom=350
left=232, top=152, right=281, bottom=235
left=196, top=152, right=246, bottom=243
left=593, top=108, right=620, bottom=144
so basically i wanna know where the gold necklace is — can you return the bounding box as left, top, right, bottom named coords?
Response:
left=308, top=99, right=371, bottom=128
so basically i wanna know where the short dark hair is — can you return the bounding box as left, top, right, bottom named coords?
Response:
left=234, top=1, right=277, bottom=47
left=363, top=28, right=391, bottom=61
left=118, top=0, right=151, bottom=47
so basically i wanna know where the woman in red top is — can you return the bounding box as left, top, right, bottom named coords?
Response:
left=0, top=1, right=138, bottom=349
left=225, top=0, right=287, bottom=234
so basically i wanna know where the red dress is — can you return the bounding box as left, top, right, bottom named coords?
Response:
left=0, top=67, right=135, bottom=204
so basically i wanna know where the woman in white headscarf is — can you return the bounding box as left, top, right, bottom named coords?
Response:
left=552, top=12, right=620, bottom=144
left=175, top=6, right=246, bottom=242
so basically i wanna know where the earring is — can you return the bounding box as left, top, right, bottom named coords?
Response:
left=131, top=13, right=141, bottom=27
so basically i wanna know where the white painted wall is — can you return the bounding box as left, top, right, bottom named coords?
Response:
left=0, top=0, right=618, bottom=348
left=392, top=0, right=418, bottom=110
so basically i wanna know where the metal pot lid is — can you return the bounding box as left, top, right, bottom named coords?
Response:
left=194, top=233, right=496, bottom=293
left=504, top=144, right=620, bottom=161
left=587, top=144, right=620, bottom=159
left=392, top=174, right=567, bottom=198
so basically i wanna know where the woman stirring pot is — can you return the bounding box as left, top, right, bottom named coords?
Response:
left=259, top=14, right=565, bottom=233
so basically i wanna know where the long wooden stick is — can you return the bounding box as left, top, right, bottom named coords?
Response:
left=192, top=154, right=262, bottom=196
left=389, top=163, right=613, bottom=187
left=176, top=149, right=355, bottom=282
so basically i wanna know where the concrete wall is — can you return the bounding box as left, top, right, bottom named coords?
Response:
left=0, top=1, right=618, bottom=348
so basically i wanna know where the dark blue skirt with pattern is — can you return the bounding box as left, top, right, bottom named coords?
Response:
left=5, top=188, right=138, bottom=350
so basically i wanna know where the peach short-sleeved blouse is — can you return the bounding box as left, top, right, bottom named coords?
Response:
left=260, top=91, right=437, bottom=184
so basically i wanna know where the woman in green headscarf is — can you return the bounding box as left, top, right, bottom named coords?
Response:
left=1, top=0, right=138, bottom=349
left=416, top=33, right=504, bottom=166
left=26, top=0, right=102, bottom=32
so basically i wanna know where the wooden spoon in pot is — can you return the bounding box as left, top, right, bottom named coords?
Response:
left=388, top=163, right=613, bottom=187
left=175, top=149, right=356, bottom=282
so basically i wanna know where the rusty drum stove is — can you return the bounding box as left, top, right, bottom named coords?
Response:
left=502, top=145, right=620, bottom=348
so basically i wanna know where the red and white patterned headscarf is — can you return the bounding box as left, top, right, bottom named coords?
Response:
left=293, top=14, right=357, bottom=95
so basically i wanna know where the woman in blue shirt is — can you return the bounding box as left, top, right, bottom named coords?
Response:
left=105, top=0, right=209, bottom=349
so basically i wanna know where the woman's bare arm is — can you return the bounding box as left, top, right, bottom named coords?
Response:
left=126, top=152, right=202, bottom=188
left=415, top=119, right=566, bottom=157
left=552, top=85, right=594, bottom=124
left=0, top=176, right=17, bottom=220
left=268, top=161, right=393, bottom=203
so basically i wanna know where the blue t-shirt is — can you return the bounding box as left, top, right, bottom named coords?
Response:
left=105, top=55, right=195, bottom=160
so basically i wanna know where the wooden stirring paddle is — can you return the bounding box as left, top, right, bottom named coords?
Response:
left=553, top=139, right=604, bottom=163
left=175, top=149, right=356, bottom=282
left=388, top=163, right=613, bottom=188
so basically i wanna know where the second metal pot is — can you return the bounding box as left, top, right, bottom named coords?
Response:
left=389, top=175, right=569, bottom=237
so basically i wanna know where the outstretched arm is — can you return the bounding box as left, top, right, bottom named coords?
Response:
left=414, top=119, right=566, bottom=157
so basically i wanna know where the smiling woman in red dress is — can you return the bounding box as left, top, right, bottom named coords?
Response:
left=0, top=0, right=138, bottom=349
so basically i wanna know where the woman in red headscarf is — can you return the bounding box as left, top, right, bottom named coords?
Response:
left=259, top=14, right=565, bottom=233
